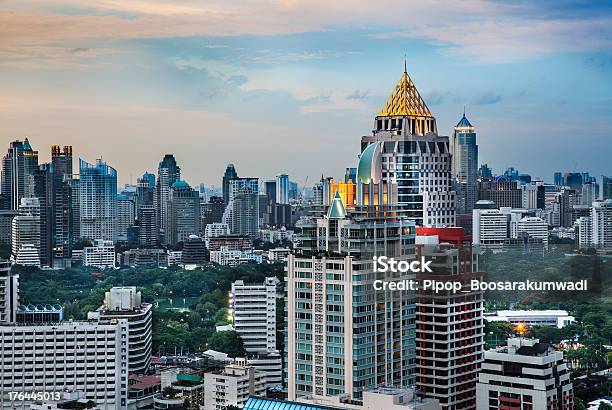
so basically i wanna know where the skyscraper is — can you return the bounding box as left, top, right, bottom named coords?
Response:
left=51, top=145, right=74, bottom=268
left=451, top=112, right=478, bottom=214
left=33, top=164, right=53, bottom=267
left=117, top=194, right=135, bottom=242
left=223, top=178, right=259, bottom=238
left=79, top=158, right=118, bottom=242
left=286, top=192, right=417, bottom=401
left=276, top=174, right=289, bottom=204
left=359, top=66, right=455, bottom=226
left=155, top=154, right=180, bottom=244
left=168, top=180, right=200, bottom=245
left=1, top=139, right=38, bottom=210
left=222, top=163, right=238, bottom=206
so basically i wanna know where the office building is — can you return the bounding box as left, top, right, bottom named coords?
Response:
left=277, top=173, right=289, bottom=204
left=286, top=193, right=417, bottom=401
left=601, top=175, right=612, bottom=200
left=167, top=180, right=200, bottom=245
left=1, top=139, right=38, bottom=210
left=472, top=201, right=508, bottom=246
left=359, top=67, right=455, bottom=226
left=89, top=287, right=153, bottom=375
left=451, top=112, right=478, bottom=215
left=201, top=195, right=225, bottom=228
left=83, top=240, right=116, bottom=269
left=223, top=177, right=259, bottom=238
left=207, top=234, right=251, bottom=251
left=51, top=145, right=74, bottom=268
left=476, top=338, right=573, bottom=409
left=155, top=154, right=180, bottom=244
left=477, top=177, right=523, bottom=209
left=264, top=179, right=277, bottom=205
left=181, top=234, right=207, bottom=267
left=517, top=216, right=548, bottom=246
left=231, top=277, right=278, bottom=354
left=79, top=158, right=118, bottom=242
left=415, top=227, right=484, bottom=410
left=222, top=163, right=238, bottom=206
left=203, top=361, right=266, bottom=410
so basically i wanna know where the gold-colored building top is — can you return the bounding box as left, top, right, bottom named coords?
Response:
left=378, top=65, right=432, bottom=118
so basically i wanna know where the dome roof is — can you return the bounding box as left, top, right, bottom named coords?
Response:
left=357, top=141, right=382, bottom=185
left=171, top=180, right=190, bottom=189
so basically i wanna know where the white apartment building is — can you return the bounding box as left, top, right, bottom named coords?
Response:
left=231, top=277, right=278, bottom=354
left=204, top=222, right=230, bottom=248
left=83, top=240, right=116, bottom=269
left=89, top=287, right=153, bottom=374
left=476, top=338, right=573, bottom=410
left=577, top=216, right=593, bottom=248
left=203, top=361, right=266, bottom=410
left=517, top=216, right=549, bottom=246
left=485, top=310, right=575, bottom=329
left=210, top=247, right=263, bottom=266
left=0, top=319, right=129, bottom=409
left=592, top=199, right=612, bottom=247
left=472, top=203, right=508, bottom=246
left=268, top=247, right=291, bottom=262
left=11, top=213, right=40, bottom=267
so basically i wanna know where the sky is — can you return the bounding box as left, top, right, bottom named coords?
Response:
left=1, top=0, right=611, bottom=187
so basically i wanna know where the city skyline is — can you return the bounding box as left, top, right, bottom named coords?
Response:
left=1, top=1, right=611, bottom=186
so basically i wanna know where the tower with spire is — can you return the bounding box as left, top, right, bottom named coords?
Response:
left=451, top=110, right=478, bottom=215
left=358, top=64, right=455, bottom=227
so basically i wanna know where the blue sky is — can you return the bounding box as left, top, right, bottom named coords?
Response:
left=0, top=0, right=611, bottom=186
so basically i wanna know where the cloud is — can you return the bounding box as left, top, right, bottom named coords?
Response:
left=473, top=92, right=502, bottom=105
left=425, top=91, right=446, bottom=106
left=347, top=90, right=369, bottom=100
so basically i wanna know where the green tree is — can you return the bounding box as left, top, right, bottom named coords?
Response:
left=208, top=331, right=246, bottom=358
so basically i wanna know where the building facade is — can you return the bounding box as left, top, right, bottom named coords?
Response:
left=451, top=113, right=478, bottom=215
left=79, top=158, right=118, bottom=242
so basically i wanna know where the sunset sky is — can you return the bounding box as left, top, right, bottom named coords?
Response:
left=1, top=0, right=611, bottom=186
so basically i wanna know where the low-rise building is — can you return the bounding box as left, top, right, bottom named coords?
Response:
left=476, top=338, right=573, bottom=409
left=83, top=240, right=116, bottom=269
left=203, top=361, right=266, bottom=410
left=485, top=310, right=575, bottom=328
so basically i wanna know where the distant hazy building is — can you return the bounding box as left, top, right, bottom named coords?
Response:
left=181, top=235, right=207, bottom=267
left=79, top=158, right=118, bottom=242
left=451, top=112, right=478, bottom=215
left=276, top=174, right=289, bottom=204
left=155, top=154, right=180, bottom=245
left=117, top=194, right=135, bottom=242
left=601, top=175, right=612, bottom=200
left=477, top=177, right=523, bottom=209
left=222, top=163, right=238, bottom=206
left=168, top=180, right=200, bottom=245
left=1, top=138, right=38, bottom=210
left=223, top=178, right=259, bottom=238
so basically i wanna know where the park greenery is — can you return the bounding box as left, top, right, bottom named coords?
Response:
left=15, top=262, right=284, bottom=356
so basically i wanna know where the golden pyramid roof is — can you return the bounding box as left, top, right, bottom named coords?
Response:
left=378, top=66, right=432, bottom=118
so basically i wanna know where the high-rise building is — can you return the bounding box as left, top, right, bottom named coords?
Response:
left=451, top=112, right=478, bottom=215
left=79, top=158, right=118, bottom=242
left=181, top=235, right=207, bottom=266
left=592, top=199, right=612, bottom=248
left=359, top=66, right=455, bottom=226
left=517, top=216, right=549, bottom=246
left=478, top=164, right=492, bottom=179
left=1, top=139, right=38, bottom=210
left=264, top=180, right=277, bottom=205
left=223, top=178, right=259, bottom=238
left=414, top=227, right=484, bottom=410
left=472, top=201, right=509, bottom=247
left=168, top=180, right=200, bottom=245
left=286, top=193, right=417, bottom=401
left=476, top=338, right=573, bottom=409
left=89, top=287, right=153, bottom=375
left=137, top=205, right=157, bottom=247
left=11, top=198, right=41, bottom=267
left=231, top=277, right=278, bottom=354
left=601, top=175, right=612, bottom=200
left=276, top=174, right=289, bottom=204
left=51, top=145, right=74, bottom=268
left=155, top=154, right=180, bottom=244
left=554, top=172, right=564, bottom=187
left=117, top=193, right=135, bottom=242
left=222, top=163, right=238, bottom=206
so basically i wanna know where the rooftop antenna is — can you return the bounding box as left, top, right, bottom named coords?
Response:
left=404, top=54, right=407, bottom=73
